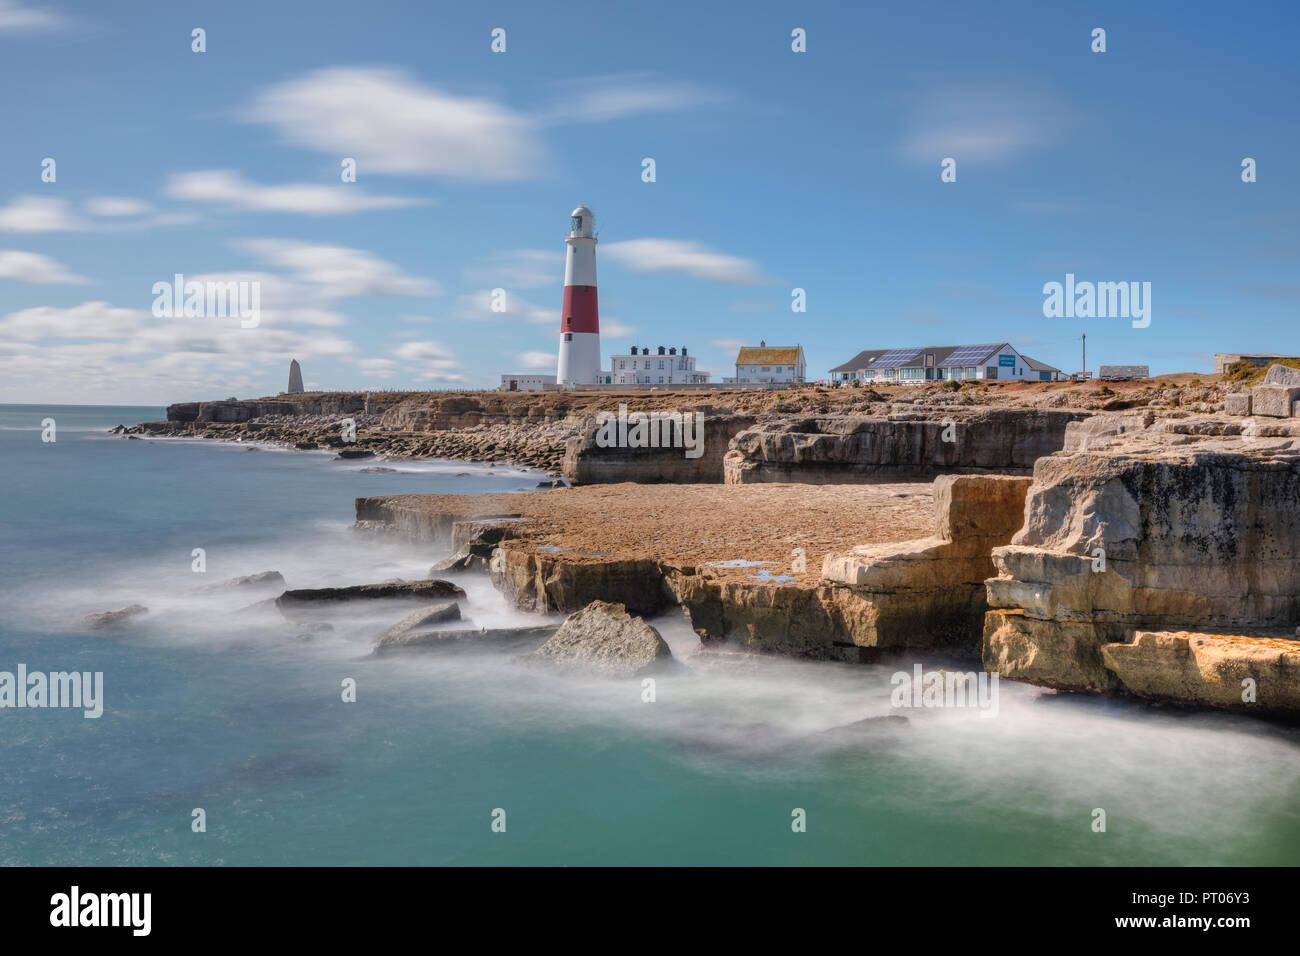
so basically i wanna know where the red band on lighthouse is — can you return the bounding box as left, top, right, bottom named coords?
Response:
left=561, top=286, right=599, bottom=334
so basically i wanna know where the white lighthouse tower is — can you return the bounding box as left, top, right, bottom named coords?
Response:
left=556, top=204, right=602, bottom=387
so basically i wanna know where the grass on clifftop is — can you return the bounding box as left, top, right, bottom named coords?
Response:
left=1223, top=359, right=1300, bottom=384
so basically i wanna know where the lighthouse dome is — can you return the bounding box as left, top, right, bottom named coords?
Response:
left=568, top=204, right=595, bottom=239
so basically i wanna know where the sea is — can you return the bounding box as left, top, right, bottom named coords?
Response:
left=1, top=404, right=1297, bottom=865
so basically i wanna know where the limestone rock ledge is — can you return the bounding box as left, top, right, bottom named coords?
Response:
left=723, top=408, right=1088, bottom=484
left=983, top=415, right=1300, bottom=712
left=1101, top=630, right=1300, bottom=711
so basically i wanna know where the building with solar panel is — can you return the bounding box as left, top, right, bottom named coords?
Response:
left=828, top=344, right=1064, bottom=384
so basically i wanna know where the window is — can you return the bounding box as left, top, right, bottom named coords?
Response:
left=571, top=215, right=582, bottom=232
left=564, top=333, right=572, bottom=341
left=658, top=360, right=664, bottom=369
left=619, top=360, right=625, bottom=369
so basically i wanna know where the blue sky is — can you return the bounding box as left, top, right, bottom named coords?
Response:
left=1, top=0, right=1296, bottom=403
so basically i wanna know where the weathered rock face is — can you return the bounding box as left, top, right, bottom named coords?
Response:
left=194, top=401, right=298, bottom=423
left=723, top=409, right=1087, bottom=484
left=287, top=359, right=304, bottom=394
left=526, top=601, right=673, bottom=676
left=562, top=414, right=755, bottom=484
left=492, top=549, right=676, bottom=618
left=668, top=474, right=1031, bottom=659
left=356, top=476, right=1032, bottom=661
left=983, top=415, right=1300, bottom=711
left=1099, top=630, right=1300, bottom=711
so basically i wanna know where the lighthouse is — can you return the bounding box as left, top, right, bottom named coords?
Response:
left=556, top=204, right=602, bottom=387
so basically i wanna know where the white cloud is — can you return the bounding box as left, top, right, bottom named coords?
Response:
left=0, top=301, right=137, bottom=339
left=246, top=68, right=544, bottom=181
left=394, top=340, right=458, bottom=368
left=464, top=249, right=559, bottom=290
left=166, top=170, right=425, bottom=215
left=0, top=195, right=88, bottom=232
left=603, top=238, right=772, bottom=285
left=602, top=319, right=636, bottom=338
left=85, top=197, right=154, bottom=218
left=515, top=350, right=555, bottom=369
left=356, top=357, right=400, bottom=379
left=0, top=194, right=195, bottom=232
left=181, top=271, right=347, bottom=327
left=0, top=0, right=65, bottom=31
left=456, top=289, right=552, bottom=324
left=0, top=299, right=357, bottom=403
left=239, top=239, right=439, bottom=298
left=0, top=249, right=87, bottom=284
left=900, top=85, right=1075, bottom=163
left=541, top=75, right=730, bottom=124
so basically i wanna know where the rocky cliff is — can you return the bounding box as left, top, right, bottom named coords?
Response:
left=983, top=412, right=1300, bottom=713
left=355, top=475, right=1029, bottom=661
left=722, top=408, right=1089, bottom=483
left=561, top=413, right=755, bottom=484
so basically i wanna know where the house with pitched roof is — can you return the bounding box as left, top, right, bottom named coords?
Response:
left=828, top=344, right=1063, bottom=384
left=727, top=341, right=806, bottom=384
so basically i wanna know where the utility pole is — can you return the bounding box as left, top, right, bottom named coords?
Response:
left=1081, top=333, right=1086, bottom=379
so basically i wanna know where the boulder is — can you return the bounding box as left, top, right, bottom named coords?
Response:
left=1223, top=392, right=1252, bottom=416
left=81, top=605, right=149, bottom=629
left=220, top=571, right=284, bottom=589
left=1263, top=363, right=1300, bottom=388
left=1250, top=384, right=1300, bottom=417
left=429, top=553, right=487, bottom=574
left=525, top=601, right=673, bottom=676
left=380, top=601, right=462, bottom=638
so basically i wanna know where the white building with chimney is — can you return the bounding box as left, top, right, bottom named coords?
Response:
left=609, top=345, right=709, bottom=385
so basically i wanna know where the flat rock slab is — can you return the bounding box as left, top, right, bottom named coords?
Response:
left=358, top=482, right=933, bottom=587
left=526, top=600, right=673, bottom=677
left=381, top=601, right=461, bottom=638
left=277, top=580, right=465, bottom=611
left=373, top=624, right=557, bottom=654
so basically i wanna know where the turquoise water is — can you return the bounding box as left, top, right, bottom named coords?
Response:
left=1, top=404, right=1298, bottom=866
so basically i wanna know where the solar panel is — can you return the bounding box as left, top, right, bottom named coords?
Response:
left=938, top=344, right=999, bottom=366
left=871, top=347, right=922, bottom=369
